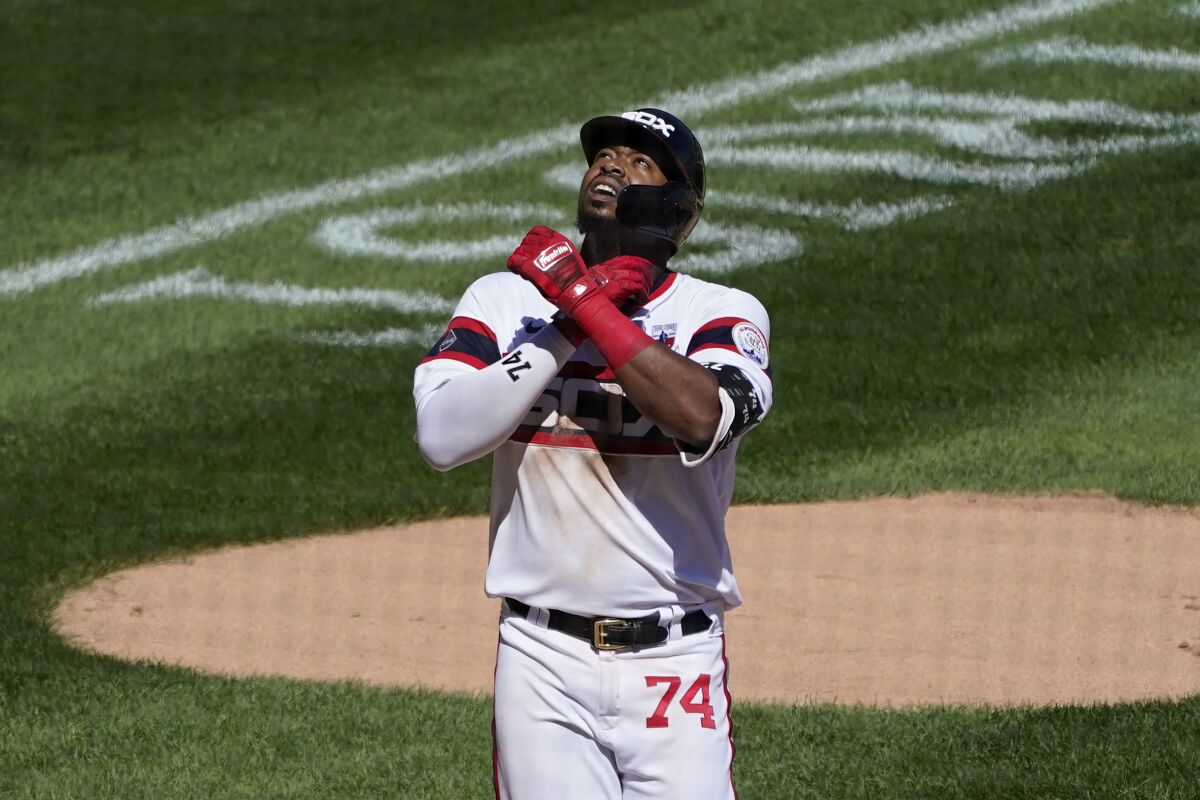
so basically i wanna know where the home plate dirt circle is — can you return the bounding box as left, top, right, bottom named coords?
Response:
left=54, top=493, right=1200, bottom=707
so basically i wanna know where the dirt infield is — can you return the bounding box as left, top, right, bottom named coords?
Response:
left=54, top=493, right=1200, bottom=706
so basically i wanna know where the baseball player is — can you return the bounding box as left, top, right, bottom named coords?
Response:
left=413, top=108, right=771, bottom=799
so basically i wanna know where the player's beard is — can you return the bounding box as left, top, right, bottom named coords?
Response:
left=576, top=206, right=621, bottom=239
left=576, top=205, right=624, bottom=265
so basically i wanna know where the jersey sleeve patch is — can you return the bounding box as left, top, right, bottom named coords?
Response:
left=686, top=316, right=769, bottom=370
left=420, top=316, right=501, bottom=370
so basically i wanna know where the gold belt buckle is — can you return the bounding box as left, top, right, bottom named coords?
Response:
left=592, top=618, right=629, bottom=651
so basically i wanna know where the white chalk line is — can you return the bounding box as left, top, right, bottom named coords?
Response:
left=0, top=0, right=1123, bottom=298
left=707, top=192, right=955, bottom=231
left=794, top=80, right=1189, bottom=129
left=1176, top=1, right=1200, bottom=18
left=982, top=36, right=1200, bottom=70
left=303, top=218, right=804, bottom=345
left=710, top=145, right=1084, bottom=189
left=656, top=0, right=1123, bottom=117
left=90, top=266, right=453, bottom=314
left=93, top=267, right=451, bottom=349
left=302, top=325, right=444, bottom=348
left=0, top=126, right=575, bottom=298
left=92, top=205, right=804, bottom=323
left=318, top=233, right=525, bottom=264
left=312, top=202, right=566, bottom=262
left=309, top=196, right=804, bottom=277
left=707, top=116, right=1193, bottom=161
left=784, top=81, right=1200, bottom=179
left=674, top=223, right=804, bottom=275
left=542, top=162, right=952, bottom=230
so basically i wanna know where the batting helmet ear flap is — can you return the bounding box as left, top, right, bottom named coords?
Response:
left=615, top=182, right=702, bottom=255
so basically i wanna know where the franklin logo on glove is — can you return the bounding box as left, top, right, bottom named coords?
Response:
left=534, top=242, right=575, bottom=272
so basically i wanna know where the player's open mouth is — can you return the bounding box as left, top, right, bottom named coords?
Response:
left=589, top=178, right=622, bottom=202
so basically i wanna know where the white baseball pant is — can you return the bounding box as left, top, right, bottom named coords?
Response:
left=492, top=603, right=738, bottom=800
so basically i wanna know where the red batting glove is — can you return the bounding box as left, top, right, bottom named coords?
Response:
left=590, top=255, right=653, bottom=314
left=508, top=228, right=657, bottom=367
left=506, top=226, right=607, bottom=317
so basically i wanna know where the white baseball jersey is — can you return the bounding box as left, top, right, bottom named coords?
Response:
left=413, top=269, right=772, bottom=617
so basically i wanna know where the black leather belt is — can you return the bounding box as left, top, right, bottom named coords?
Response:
left=505, top=598, right=712, bottom=651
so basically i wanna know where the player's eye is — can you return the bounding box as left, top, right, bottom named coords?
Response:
left=634, top=156, right=650, bottom=167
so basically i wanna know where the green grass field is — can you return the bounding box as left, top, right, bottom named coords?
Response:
left=3, top=0, right=1200, bottom=796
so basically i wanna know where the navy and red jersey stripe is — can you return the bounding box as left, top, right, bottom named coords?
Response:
left=646, top=270, right=677, bottom=302
left=421, top=316, right=501, bottom=370
left=686, top=317, right=748, bottom=358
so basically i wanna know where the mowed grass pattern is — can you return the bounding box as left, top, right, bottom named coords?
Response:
left=3, top=0, right=1200, bottom=797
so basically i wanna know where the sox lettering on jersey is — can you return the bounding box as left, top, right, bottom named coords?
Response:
left=514, top=371, right=671, bottom=453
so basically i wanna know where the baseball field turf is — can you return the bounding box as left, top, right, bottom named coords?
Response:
left=3, top=0, right=1200, bottom=796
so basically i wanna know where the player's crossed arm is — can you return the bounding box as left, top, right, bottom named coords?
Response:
left=413, top=291, right=576, bottom=472
left=506, top=225, right=723, bottom=448
left=608, top=344, right=722, bottom=446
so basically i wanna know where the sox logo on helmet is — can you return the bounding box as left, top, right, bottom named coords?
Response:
left=621, top=110, right=676, bottom=137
